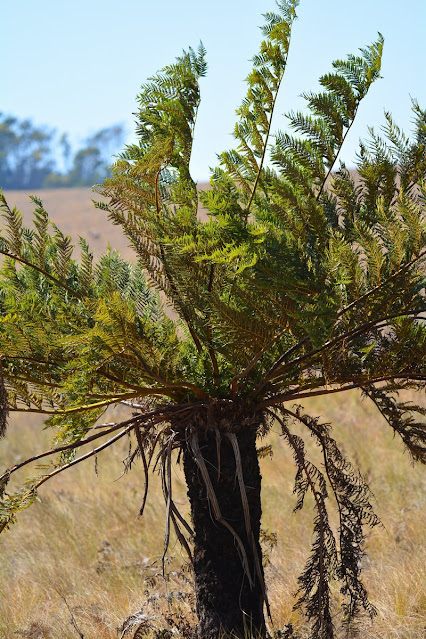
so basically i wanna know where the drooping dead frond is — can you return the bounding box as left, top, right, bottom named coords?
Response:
left=0, top=403, right=188, bottom=535
left=364, top=385, right=426, bottom=462
left=270, top=409, right=336, bottom=639
left=289, top=407, right=380, bottom=630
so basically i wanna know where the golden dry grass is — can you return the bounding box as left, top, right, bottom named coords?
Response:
left=2, top=184, right=211, bottom=263
left=0, top=391, right=425, bottom=639
left=2, top=189, right=133, bottom=261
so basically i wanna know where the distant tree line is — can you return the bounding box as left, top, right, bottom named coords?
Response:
left=0, top=113, right=124, bottom=190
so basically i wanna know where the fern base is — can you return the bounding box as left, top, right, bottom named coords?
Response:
left=183, top=422, right=266, bottom=639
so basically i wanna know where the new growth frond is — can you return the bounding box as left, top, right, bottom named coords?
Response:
left=218, top=0, right=299, bottom=212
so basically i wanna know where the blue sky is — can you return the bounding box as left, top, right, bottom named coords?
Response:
left=2, top=0, right=425, bottom=181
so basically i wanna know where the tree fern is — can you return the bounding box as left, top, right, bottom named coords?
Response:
left=1, top=2, right=425, bottom=638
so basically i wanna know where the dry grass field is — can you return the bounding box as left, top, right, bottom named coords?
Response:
left=0, top=391, right=424, bottom=639
left=0, top=188, right=425, bottom=638
left=3, top=188, right=144, bottom=262
left=3, top=185, right=211, bottom=262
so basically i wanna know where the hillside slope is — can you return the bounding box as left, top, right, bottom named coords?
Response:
left=3, top=184, right=211, bottom=260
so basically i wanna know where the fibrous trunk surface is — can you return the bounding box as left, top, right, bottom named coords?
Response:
left=183, top=421, right=266, bottom=639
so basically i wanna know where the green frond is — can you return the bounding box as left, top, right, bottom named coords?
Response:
left=271, top=33, right=384, bottom=219
left=211, top=0, right=299, bottom=213
left=52, top=224, right=74, bottom=280
left=0, top=192, right=23, bottom=256
left=78, top=237, right=94, bottom=295
left=30, top=196, right=50, bottom=268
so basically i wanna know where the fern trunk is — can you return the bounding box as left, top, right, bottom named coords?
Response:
left=183, top=423, right=266, bottom=639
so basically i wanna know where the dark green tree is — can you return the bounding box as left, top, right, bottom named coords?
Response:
left=0, top=114, right=55, bottom=190
left=44, top=124, right=125, bottom=187
left=1, top=2, right=425, bottom=637
left=0, top=116, right=124, bottom=190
